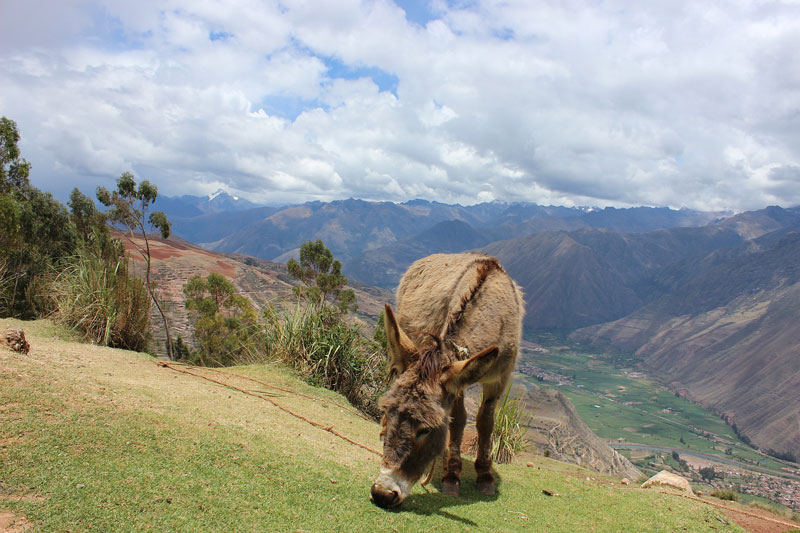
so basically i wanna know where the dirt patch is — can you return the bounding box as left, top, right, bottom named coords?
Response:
left=213, top=260, right=237, bottom=276
left=662, top=490, right=800, bottom=533
left=682, top=454, right=719, bottom=470
left=719, top=506, right=799, bottom=533
left=0, top=436, right=25, bottom=448
left=0, top=494, right=45, bottom=504
left=0, top=403, right=20, bottom=414
left=0, top=510, right=32, bottom=532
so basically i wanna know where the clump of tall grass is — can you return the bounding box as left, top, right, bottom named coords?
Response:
left=746, top=500, right=797, bottom=520
left=0, top=257, right=12, bottom=311
left=710, top=489, right=739, bottom=502
left=262, top=303, right=385, bottom=417
left=47, top=247, right=150, bottom=351
left=470, top=387, right=532, bottom=464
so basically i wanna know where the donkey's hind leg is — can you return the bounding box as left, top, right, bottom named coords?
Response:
left=475, top=379, right=507, bottom=496
left=441, top=392, right=466, bottom=497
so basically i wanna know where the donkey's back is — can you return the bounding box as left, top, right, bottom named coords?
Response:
left=396, top=252, right=524, bottom=384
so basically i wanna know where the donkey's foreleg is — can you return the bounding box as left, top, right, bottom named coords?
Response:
left=441, top=392, right=466, bottom=497
left=475, top=381, right=506, bottom=496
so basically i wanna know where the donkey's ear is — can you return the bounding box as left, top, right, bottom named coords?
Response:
left=441, top=345, right=499, bottom=393
left=384, top=304, right=415, bottom=380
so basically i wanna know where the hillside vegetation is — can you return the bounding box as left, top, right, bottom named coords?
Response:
left=0, top=319, right=752, bottom=532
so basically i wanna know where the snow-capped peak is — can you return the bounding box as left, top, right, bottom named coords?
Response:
left=208, top=188, right=227, bottom=201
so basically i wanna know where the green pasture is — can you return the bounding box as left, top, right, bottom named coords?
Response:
left=521, top=343, right=786, bottom=473
left=0, top=319, right=743, bottom=532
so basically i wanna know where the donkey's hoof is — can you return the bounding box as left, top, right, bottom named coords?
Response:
left=441, top=479, right=460, bottom=497
left=476, top=472, right=496, bottom=496
left=476, top=481, right=496, bottom=496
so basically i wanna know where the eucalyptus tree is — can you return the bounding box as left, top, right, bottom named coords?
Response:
left=97, top=172, right=173, bottom=358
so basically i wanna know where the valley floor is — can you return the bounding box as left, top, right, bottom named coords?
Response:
left=517, top=336, right=800, bottom=517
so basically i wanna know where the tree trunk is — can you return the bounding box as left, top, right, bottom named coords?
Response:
left=141, top=230, right=173, bottom=360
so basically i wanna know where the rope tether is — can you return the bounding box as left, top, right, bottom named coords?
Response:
left=158, top=361, right=382, bottom=457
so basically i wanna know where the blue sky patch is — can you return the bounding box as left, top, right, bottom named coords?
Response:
left=323, top=56, right=399, bottom=96
left=209, top=31, right=232, bottom=42
left=395, top=0, right=437, bottom=27
left=84, top=4, right=149, bottom=50
left=260, top=94, right=327, bottom=121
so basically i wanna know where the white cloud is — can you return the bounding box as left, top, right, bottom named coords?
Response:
left=1, top=0, right=800, bottom=210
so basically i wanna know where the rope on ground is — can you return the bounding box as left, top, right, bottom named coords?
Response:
left=158, top=361, right=383, bottom=458
left=656, top=490, right=800, bottom=528
left=167, top=361, right=370, bottom=421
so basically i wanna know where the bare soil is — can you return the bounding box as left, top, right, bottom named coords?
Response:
left=0, top=511, right=31, bottom=532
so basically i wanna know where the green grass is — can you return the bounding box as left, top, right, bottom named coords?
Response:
left=0, top=319, right=746, bottom=531
left=521, top=344, right=787, bottom=473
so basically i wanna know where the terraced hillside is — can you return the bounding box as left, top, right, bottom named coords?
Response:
left=121, top=234, right=391, bottom=355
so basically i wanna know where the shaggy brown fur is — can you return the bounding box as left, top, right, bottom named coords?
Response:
left=372, top=253, right=524, bottom=508
left=445, top=256, right=503, bottom=335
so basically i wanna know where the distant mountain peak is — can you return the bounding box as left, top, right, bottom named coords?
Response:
left=208, top=189, right=225, bottom=201
left=208, top=188, right=241, bottom=202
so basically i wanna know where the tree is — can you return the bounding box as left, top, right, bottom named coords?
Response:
left=69, top=188, right=102, bottom=243
left=0, top=117, right=79, bottom=317
left=183, top=273, right=259, bottom=366
left=0, top=186, right=77, bottom=317
left=97, top=172, right=174, bottom=358
left=0, top=117, right=31, bottom=193
left=287, top=240, right=357, bottom=314
left=699, top=466, right=718, bottom=481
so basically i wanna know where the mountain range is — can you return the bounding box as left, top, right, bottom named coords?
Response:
left=157, top=189, right=262, bottom=218
left=158, top=192, right=723, bottom=283
left=155, top=191, right=800, bottom=459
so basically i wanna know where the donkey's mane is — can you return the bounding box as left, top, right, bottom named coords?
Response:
left=442, top=256, right=503, bottom=340
left=417, top=344, right=444, bottom=383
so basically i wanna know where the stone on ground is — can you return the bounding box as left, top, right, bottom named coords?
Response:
left=640, top=470, right=694, bottom=495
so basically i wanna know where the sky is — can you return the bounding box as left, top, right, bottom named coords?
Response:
left=1, top=0, right=799, bottom=211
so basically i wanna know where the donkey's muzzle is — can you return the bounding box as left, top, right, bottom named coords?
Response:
left=371, top=484, right=401, bottom=508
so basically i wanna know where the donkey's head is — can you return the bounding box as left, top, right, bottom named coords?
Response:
left=370, top=305, right=499, bottom=508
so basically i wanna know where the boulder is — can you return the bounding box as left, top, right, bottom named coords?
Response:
left=640, top=470, right=693, bottom=495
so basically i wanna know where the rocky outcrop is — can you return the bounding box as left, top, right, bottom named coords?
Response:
left=523, top=386, right=642, bottom=480
left=641, top=470, right=694, bottom=494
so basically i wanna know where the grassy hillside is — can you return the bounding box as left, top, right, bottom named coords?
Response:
left=0, top=319, right=758, bottom=531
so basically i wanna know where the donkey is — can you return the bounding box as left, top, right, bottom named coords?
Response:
left=371, top=253, right=524, bottom=508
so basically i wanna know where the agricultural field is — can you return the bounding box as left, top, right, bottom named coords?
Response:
left=517, top=335, right=795, bottom=477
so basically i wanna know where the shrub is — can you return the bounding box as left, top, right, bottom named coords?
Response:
left=262, top=303, right=384, bottom=416
left=48, top=245, right=150, bottom=351
left=470, top=387, right=531, bottom=464
left=710, top=490, right=739, bottom=502
left=1, top=187, right=78, bottom=317
left=181, top=273, right=262, bottom=367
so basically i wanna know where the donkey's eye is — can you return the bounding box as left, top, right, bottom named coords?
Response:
left=416, top=428, right=431, bottom=440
